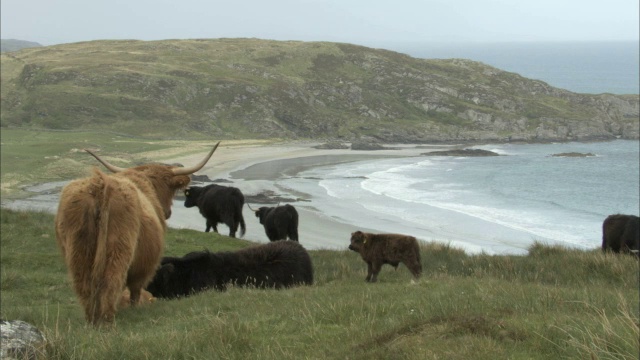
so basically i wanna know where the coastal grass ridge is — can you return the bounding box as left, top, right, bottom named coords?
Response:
left=1, top=209, right=637, bottom=359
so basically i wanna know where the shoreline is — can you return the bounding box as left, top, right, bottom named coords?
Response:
left=166, top=142, right=455, bottom=250
left=4, top=140, right=634, bottom=253
left=2, top=141, right=457, bottom=251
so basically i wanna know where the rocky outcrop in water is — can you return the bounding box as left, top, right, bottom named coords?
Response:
left=422, top=149, right=500, bottom=157
left=550, top=152, right=596, bottom=157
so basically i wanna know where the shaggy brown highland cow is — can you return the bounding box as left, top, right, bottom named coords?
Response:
left=348, top=231, right=422, bottom=282
left=55, top=143, right=219, bottom=325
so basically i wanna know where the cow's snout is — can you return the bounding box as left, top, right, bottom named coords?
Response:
left=348, top=245, right=356, bottom=252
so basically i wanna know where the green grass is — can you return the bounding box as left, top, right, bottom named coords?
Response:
left=0, top=128, right=225, bottom=199
left=1, top=208, right=638, bottom=359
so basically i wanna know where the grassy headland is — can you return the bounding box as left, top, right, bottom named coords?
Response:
left=2, top=38, right=638, bottom=142
left=0, top=128, right=273, bottom=199
left=0, top=208, right=637, bottom=359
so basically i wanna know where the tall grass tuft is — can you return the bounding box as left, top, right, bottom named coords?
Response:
left=1, top=208, right=638, bottom=359
left=553, top=294, right=639, bottom=360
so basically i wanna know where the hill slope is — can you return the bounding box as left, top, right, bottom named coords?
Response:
left=1, top=38, right=638, bottom=142
left=0, top=39, right=42, bottom=52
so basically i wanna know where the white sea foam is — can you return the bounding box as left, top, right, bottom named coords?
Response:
left=286, top=140, right=639, bottom=254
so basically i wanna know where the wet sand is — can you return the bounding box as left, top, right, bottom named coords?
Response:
left=167, top=142, right=448, bottom=249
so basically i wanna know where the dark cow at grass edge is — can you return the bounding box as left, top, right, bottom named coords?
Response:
left=184, top=184, right=246, bottom=238
left=251, top=204, right=299, bottom=241
left=349, top=231, right=422, bottom=282
left=146, top=241, right=313, bottom=299
left=602, top=214, right=639, bottom=257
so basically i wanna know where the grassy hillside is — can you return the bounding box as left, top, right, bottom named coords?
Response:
left=1, top=208, right=638, bottom=359
left=0, top=39, right=42, bottom=53
left=0, top=128, right=235, bottom=199
left=1, top=39, right=638, bottom=142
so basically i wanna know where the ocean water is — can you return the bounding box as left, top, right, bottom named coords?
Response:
left=383, top=41, right=640, bottom=95
left=280, top=140, right=639, bottom=254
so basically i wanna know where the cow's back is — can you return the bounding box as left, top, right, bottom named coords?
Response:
left=364, top=234, right=417, bottom=257
left=198, top=186, right=241, bottom=218
left=235, top=241, right=313, bottom=286
left=264, top=205, right=298, bottom=241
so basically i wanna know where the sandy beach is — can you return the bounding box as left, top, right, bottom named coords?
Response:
left=3, top=141, right=453, bottom=251
left=165, top=141, right=451, bottom=250
left=7, top=140, right=627, bottom=254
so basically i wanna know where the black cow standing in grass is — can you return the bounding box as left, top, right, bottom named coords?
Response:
left=145, top=241, right=314, bottom=298
left=250, top=204, right=299, bottom=241
left=602, top=214, right=639, bottom=257
left=184, top=184, right=246, bottom=238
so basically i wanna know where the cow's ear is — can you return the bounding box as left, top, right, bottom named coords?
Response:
left=171, top=176, right=190, bottom=189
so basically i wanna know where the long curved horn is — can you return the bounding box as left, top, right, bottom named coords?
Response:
left=172, top=142, right=220, bottom=176
left=246, top=203, right=258, bottom=212
left=84, top=149, right=126, bottom=173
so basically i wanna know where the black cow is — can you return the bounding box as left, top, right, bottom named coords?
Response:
left=184, top=184, right=246, bottom=238
left=146, top=241, right=314, bottom=299
left=251, top=204, right=299, bottom=241
left=602, top=214, right=639, bottom=257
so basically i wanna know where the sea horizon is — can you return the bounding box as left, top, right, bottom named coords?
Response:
left=370, top=40, right=640, bottom=95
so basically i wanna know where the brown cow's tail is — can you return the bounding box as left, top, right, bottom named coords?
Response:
left=88, top=170, right=113, bottom=325
left=88, top=171, right=111, bottom=323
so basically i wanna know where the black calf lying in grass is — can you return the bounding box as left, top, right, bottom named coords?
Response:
left=146, top=241, right=313, bottom=299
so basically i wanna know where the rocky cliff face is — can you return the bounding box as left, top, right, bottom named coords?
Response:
left=1, top=39, right=638, bottom=142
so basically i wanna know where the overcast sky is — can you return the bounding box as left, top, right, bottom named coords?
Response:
left=1, top=0, right=638, bottom=46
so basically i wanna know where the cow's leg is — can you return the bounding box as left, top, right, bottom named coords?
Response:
left=228, top=220, right=238, bottom=238
left=369, top=261, right=382, bottom=283
left=125, top=272, right=146, bottom=306
left=365, top=262, right=373, bottom=282
left=622, top=219, right=639, bottom=254
left=127, top=285, right=142, bottom=306
left=267, top=228, right=279, bottom=241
